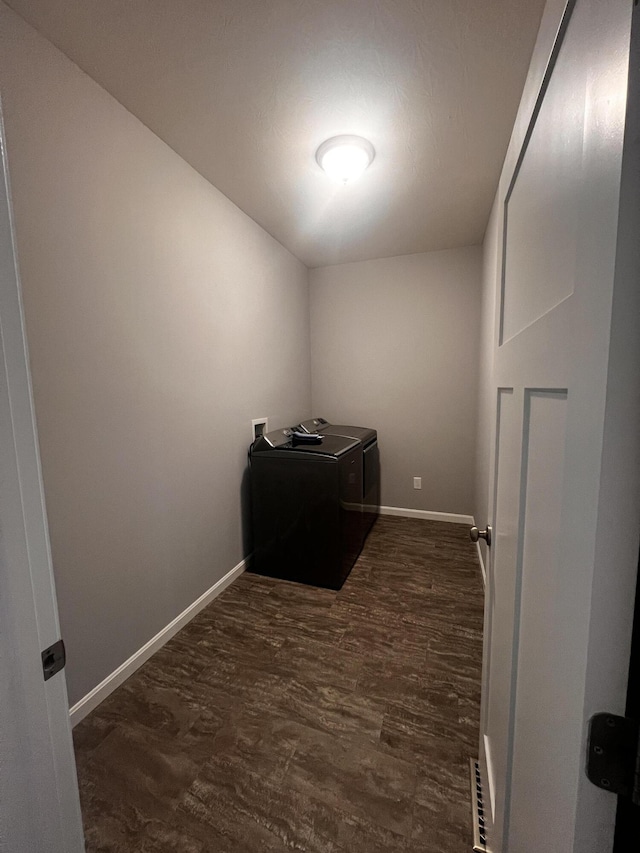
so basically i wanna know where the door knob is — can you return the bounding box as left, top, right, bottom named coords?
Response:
left=470, top=525, right=492, bottom=547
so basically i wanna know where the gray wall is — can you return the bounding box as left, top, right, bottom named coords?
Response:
left=310, top=248, right=482, bottom=515
left=0, top=4, right=311, bottom=706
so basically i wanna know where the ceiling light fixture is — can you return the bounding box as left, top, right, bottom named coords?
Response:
left=316, top=135, right=375, bottom=184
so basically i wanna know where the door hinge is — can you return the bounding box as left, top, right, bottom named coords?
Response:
left=587, top=713, right=640, bottom=804
left=41, top=639, right=66, bottom=681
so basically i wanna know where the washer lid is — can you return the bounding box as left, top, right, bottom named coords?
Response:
left=322, top=424, right=377, bottom=444
left=251, top=427, right=360, bottom=458
left=301, top=418, right=376, bottom=444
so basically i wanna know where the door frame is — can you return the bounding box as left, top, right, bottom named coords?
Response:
left=0, top=100, right=85, bottom=851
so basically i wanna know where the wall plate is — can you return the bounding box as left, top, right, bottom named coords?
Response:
left=251, top=417, right=268, bottom=442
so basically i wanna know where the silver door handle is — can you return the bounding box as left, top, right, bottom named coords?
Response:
left=470, top=525, right=492, bottom=547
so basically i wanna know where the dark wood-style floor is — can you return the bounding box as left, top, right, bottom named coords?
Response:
left=73, top=516, right=484, bottom=852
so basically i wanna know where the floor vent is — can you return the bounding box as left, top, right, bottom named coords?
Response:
left=469, top=758, right=488, bottom=852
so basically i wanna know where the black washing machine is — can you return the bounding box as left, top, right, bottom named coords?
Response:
left=300, top=417, right=380, bottom=540
left=249, top=427, right=362, bottom=589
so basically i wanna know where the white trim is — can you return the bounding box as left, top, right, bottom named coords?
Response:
left=484, top=733, right=497, bottom=820
left=69, top=558, right=247, bottom=727
left=475, top=541, right=487, bottom=589
left=379, top=505, right=474, bottom=525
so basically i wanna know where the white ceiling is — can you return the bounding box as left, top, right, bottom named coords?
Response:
left=5, top=0, right=545, bottom=268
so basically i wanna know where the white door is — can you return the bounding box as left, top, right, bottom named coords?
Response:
left=478, top=0, right=640, bottom=851
left=0, top=110, right=85, bottom=850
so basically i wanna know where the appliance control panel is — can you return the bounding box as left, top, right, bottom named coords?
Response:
left=254, top=427, right=323, bottom=450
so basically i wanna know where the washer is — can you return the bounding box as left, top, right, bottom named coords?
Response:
left=300, top=417, right=380, bottom=538
left=249, top=427, right=362, bottom=589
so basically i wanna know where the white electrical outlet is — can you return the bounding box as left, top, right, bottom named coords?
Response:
left=251, top=417, right=268, bottom=442
left=413, top=477, right=422, bottom=490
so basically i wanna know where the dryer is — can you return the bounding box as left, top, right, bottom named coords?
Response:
left=300, top=418, right=380, bottom=538
left=249, top=427, right=362, bottom=589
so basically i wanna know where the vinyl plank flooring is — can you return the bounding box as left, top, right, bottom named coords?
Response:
left=277, top=678, right=386, bottom=743
left=273, top=636, right=365, bottom=691
left=284, top=723, right=418, bottom=837
left=177, top=761, right=331, bottom=852
left=73, top=515, right=484, bottom=851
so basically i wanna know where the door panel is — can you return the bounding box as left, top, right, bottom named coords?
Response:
left=500, top=8, right=584, bottom=345
left=508, top=390, right=570, bottom=848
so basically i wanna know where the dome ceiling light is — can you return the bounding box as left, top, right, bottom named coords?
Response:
left=315, top=135, right=375, bottom=184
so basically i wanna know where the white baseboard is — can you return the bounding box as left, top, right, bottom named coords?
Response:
left=379, top=505, right=474, bottom=525
left=69, top=557, right=247, bottom=727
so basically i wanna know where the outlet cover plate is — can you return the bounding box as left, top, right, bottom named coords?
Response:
left=251, top=417, right=269, bottom=441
